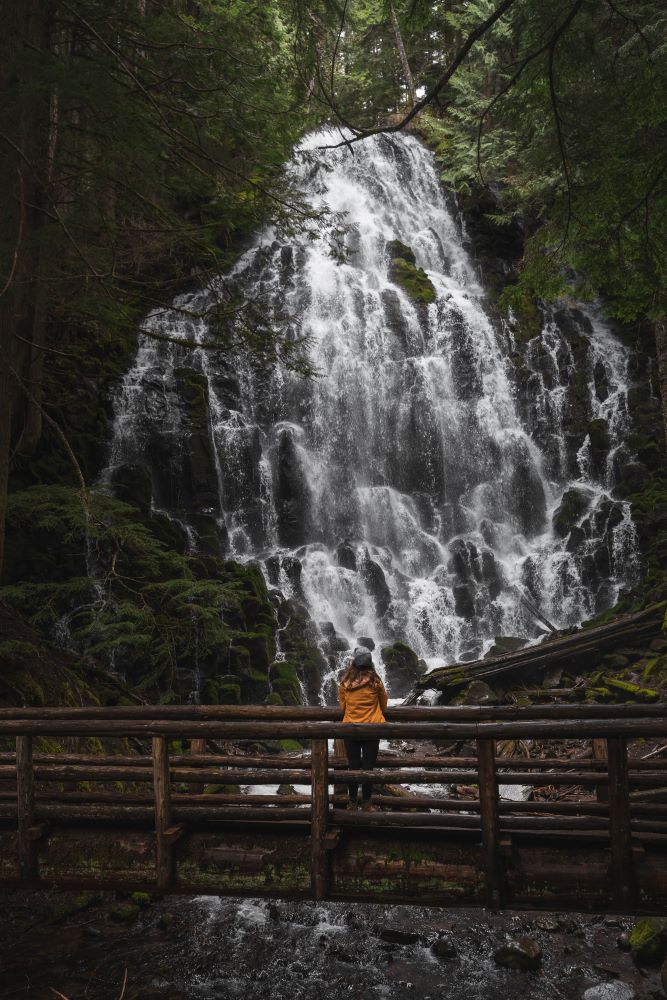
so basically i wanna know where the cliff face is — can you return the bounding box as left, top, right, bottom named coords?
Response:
left=1, top=136, right=665, bottom=710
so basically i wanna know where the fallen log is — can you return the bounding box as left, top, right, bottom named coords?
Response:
left=413, top=603, right=664, bottom=696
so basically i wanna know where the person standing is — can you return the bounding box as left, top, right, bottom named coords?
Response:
left=338, top=647, right=388, bottom=811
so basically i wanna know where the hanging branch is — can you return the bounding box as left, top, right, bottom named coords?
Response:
left=318, top=0, right=520, bottom=149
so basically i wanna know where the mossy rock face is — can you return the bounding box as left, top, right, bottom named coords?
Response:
left=587, top=418, right=611, bottom=472
left=218, top=674, right=242, bottom=705
left=380, top=641, right=424, bottom=697
left=269, top=660, right=301, bottom=705
left=553, top=487, right=593, bottom=537
left=388, top=256, right=436, bottom=304
left=386, top=239, right=416, bottom=265
left=265, top=691, right=283, bottom=706
left=630, top=917, right=667, bottom=964
left=109, top=463, right=153, bottom=513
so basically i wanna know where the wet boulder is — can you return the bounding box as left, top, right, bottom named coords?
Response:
left=110, top=463, right=152, bottom=512
left=430, top=933, right=457, bottom=959
left=453, top=583, right=476, bottom=620
left=376, top=926, right=422, bottom=946
left=630, top=917, right=667, bottom=964
left=494, top=937, right=542, bottom=972
left=380, top=642, right=424, bottom=697
left=451, top=680, right=498, bottom=706
left=336, top=540, right=357, bottom=571
left=448, top=538, right=483, bottom=582
left=449, top=312, right=483, bottom=400
left=328, top=634, right=350, bottom=654
left=381, top=288, right=413, bottom=353
left=359, top=552, right=391, bottom=617
left=282, top=555, right=305, bottom=601
left=387, top=240, right=436, bottom=305
left=485, top=636, right=529, bottom=658
left=357, top=636, right=375, bottom=651
left=553, top=487, right=594, bottom=537
left=582, top=984, right=635, bottom=1000
left=587, top=418, right=611, bottom=476
left=274, top=429, right=311, bottom=547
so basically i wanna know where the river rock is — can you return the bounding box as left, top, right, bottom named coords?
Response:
left=377, top=927, right=422, bottom=946
left=329, top=634, right=350, bottom=653
left=485, top=636, right=529, bottom=658
left=430, top=933, right=457, bottom=959
left=452, top=680, right=498, bottom=706
left=359, top=552, right=391, bottom=617
left=493, top=937, right=542, bottom=971
left=553, top=486, right=593, bottom=537
left=582, top=983, right=635, bottom=1000
left=336, top=540, right=357, bottom=571
left=380, top=642, right=424, bottom=697
left=356, top=636, right=375, bottom=650
left=630, top=917, right=667, bottom=964
left=617, top=932, right=631, bottom=950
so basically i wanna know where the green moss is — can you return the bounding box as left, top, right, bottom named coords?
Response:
left=389, top=257, right=436, bottom=304
left=131, top=891, right=152, bottom=907
left=279, top=739, right=303, bottom=752
left=13, top=670, right=46, bottom=706
left=603, top=677, right=660, bottom=701
left=630, top=917, right=667, bottom=964
left=218, top=680, right=242, bottom=705
left=500, top=284, right=542, bottom=344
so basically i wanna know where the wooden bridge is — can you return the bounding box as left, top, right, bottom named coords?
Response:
left=2, top=704, right=667, bottom=914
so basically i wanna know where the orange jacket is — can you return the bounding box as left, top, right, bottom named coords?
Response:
left=338, top=678, right=388, bottom=724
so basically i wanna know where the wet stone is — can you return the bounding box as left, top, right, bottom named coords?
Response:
left=494, top=936, right=543, bottom=972
left=430, top=933, right=457, bottom=959
left=582, top=984, right=635, bottom=1000
left=357, top=636, right=375, bottom=650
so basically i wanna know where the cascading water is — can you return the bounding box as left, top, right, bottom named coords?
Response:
left=103, top=128, right=640, bottom=692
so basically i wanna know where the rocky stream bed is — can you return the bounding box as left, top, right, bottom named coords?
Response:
left=1, top=889, right=666, bottom=1000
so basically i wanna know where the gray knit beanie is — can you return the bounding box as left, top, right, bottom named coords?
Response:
left=352, top=646, right=373, bottom=669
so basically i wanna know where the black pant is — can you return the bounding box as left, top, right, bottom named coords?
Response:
left=344, top=738, right=380, bottom=802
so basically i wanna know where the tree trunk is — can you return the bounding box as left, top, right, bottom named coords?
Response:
left=0, top=0, right=51, bottom=577
left=389, top=3, right=416, bottom=110
left=655, top=316, right=667, bottom=450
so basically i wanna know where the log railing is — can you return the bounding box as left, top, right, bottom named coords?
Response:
left=2, top=704, right=667, bottom=907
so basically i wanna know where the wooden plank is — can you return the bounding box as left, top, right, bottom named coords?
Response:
left=477, top=738, right=502, bottom=909
left=607, top=736, right=635, bottom=908
left=310, top=739, right=329, bottom=900
left=152, top=736, right=172, bottom=891
left=16, top=736, right=37, bottom=880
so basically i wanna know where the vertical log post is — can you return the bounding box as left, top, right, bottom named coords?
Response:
left=190, top=738, right=206, bottom=792
left=477, top=737, right=502, bottom=909
left=16, top=735, right=37, bottom=880
left=592, top=738, right=609, bottom=803
left=311, top=738, right=329, bottom=900
left=607, top=736, right=635, bottom=908
left=152, top=736, right=172, bottom=891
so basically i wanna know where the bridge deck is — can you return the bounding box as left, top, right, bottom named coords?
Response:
left=1, top=705, right=667, bottom=913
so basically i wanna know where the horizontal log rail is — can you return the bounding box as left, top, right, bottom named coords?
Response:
left=1, top=706, right=667, bottom=912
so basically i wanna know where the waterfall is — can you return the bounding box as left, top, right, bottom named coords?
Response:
left=104, top=128, right=640, bottom=681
